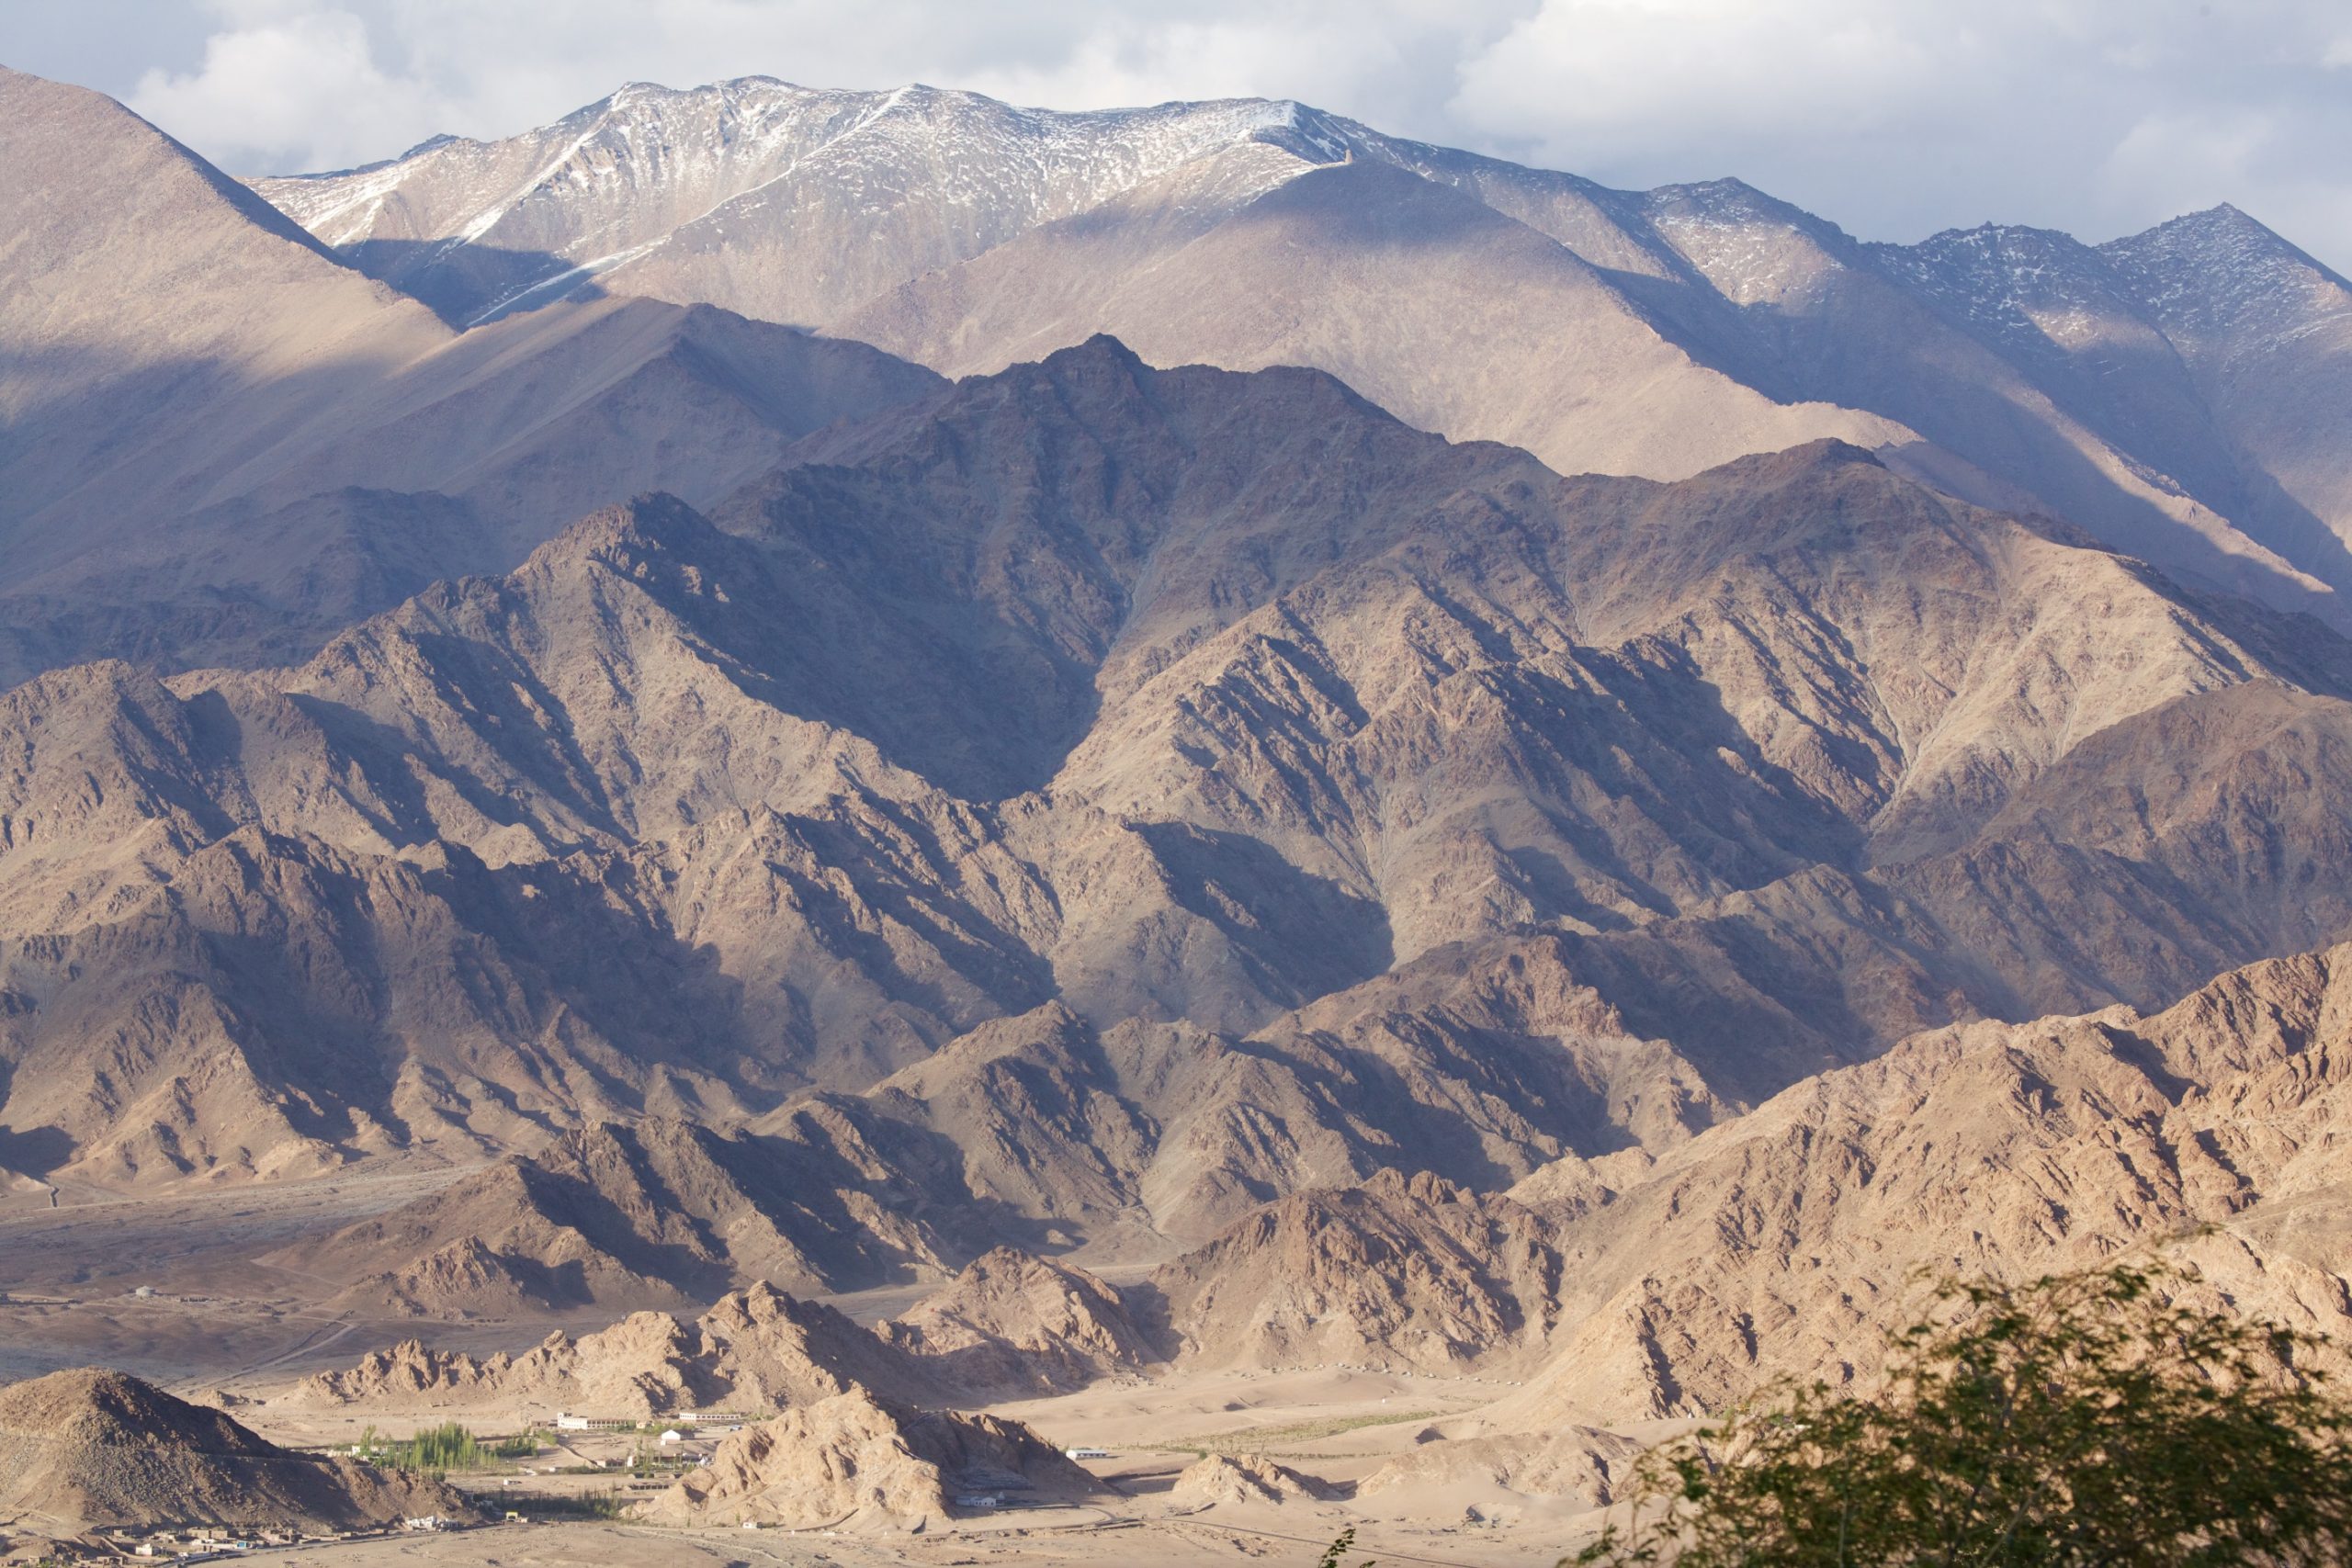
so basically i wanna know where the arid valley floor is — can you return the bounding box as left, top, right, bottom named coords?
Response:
left=0, top=1172, right=1628, bottom=1564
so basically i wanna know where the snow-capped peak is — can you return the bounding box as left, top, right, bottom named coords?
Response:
left=2101, top=203, right=2352, bottom=345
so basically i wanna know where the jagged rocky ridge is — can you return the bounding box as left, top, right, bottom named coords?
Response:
left=285, top=1255, right=1158, bottom=1416
left=7, top=336, right=2352, bottom=1328
left=1156, top=934, right=2352, bottom=1438
left=266, top=930, right=2352, bottom=1491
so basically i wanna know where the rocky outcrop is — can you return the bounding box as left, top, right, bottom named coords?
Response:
left=287, top=1281, right=934, bottom=1416
left=628, top=1388, right=1095, bottom=1529
left=0, top=1369, right=472, bottom=1536
left=288, top=1247, right=1173, bottom=1417
left=1171, top=1451, right=1334, bottom=1506
left=1148, top=1169, right=1559, bottom=1373
left=289, top=1314, right=709, bottom=1419
left=861, top=1005, right=1159, bottom=1240
left=879, top=1247, right=1161, bottom=1394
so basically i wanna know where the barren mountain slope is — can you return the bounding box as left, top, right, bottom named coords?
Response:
left=0, top=67, right=446, bottom=539
left=841, top=153, right=1906, bottom=484
left=273, top=1118, right=962, bottom=1313
left=0, top=62, right=447, bottom=681
left=251, top=78, right=1917, bottom=484
left=0, top=1368, right=469, bottom=1536
left=2104, top=206, right=2352, bottom=558
left=5, top=344, right=2352, bottom=1275
left=0, top=69, right=942, bottom=688
left=1117, top=935, right=1729, bottom=1242
left=1486, top=937, right=2352, bottom=1427
left=1382, top=164, right=2352, bottom=615
left=1596, top=181, right=2342, bottom=615
left=1114, top=932, right=2352, bottom=1462
left=1148, top=1168, right=1561, bottom=1374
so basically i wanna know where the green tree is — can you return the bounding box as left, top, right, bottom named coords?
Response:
left=1570, top=1261, right=2352, bottom=1567
left=491, top=1427, right=544, bottom=1459
left=362, top=1420, right=487, bottom=1473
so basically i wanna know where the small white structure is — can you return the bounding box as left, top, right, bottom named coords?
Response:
left=554, top=1410, right=637, bottom=1433
left=658, top=1429, right=684, bottom=1445
left=955, top=1494, right=1001, bottom=1509
left=1064, top=1446, right=1112, bottom=1460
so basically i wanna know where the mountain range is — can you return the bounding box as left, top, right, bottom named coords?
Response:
left=4, top=58, right=2352, bottom=1549
left=254, top=75, right=2352, bottom=626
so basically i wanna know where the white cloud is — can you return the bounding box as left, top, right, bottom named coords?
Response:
left=1442, top=0, right=2352, bottom=263
left=128, top=3, right=455, bottom=171
left=1453, top=0, right=1951, bottom=143
left=25, top=0, right=2349, bottom=267
left=2104, top=102, right=2352, bottom=268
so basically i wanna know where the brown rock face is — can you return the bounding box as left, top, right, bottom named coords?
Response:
left=628, top=1387, right=1095, bottom=1529
left=879, top=1247, right=1161, bottom=1395
left=1148, top=1169, right=1559, bottom=1373
left=0, top=1368, right=471, bottom=1536
left=288, top=1280, right=933, bottom=1416
left=1170, top=1450, right=1335, bottom=1506
left=1488, top=939, right=2352, bottom=1426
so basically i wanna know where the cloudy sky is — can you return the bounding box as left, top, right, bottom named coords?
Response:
left=6, top=0, right=2351, bottom=267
